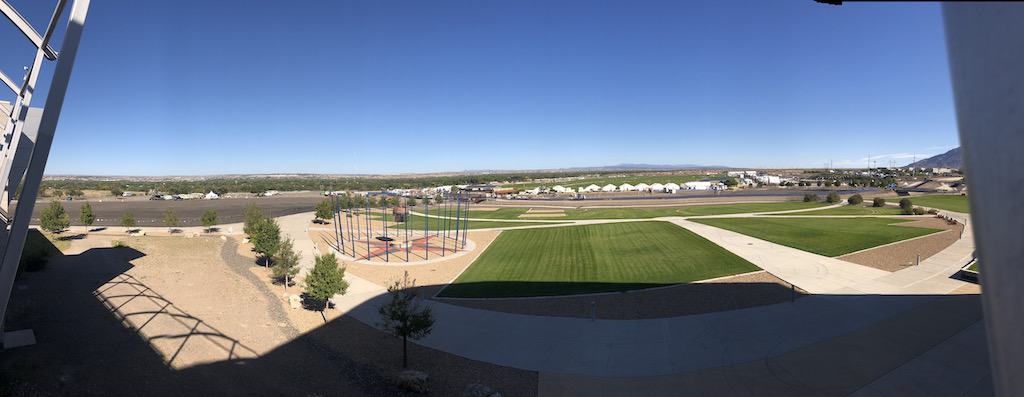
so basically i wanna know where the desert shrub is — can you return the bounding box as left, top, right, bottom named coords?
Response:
left=913, top=207, right=926, bottom=215
left=872, top=197, right=886, bottom=207
left=826, top=192, right=841, bottom=204
left=847, top=194, right=863, bottom=205
left=803, top=193, right=819, bottom=202
left=899, top=198, right=913, bottom=210
left=111, top=240, right=128, bottom=248
left=927, top=208, right=939, bottom=215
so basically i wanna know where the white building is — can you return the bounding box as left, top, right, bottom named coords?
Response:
left=552, top=185, right=568, bottom=193
left=684, top=181, right=713, bottom=190
left=601, top=184, right=617, bottom=192
left=618, top=183, right=636, bottom=191
left=664, top=183, right=680, bottom=193
left=583, top=184, right=601, bottom=192
left=635, top=183, right=651, bottom=192
left=650, top=183, right=665, bottom=192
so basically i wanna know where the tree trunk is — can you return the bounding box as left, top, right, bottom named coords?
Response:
left=403, top=335, right=408, bottom=368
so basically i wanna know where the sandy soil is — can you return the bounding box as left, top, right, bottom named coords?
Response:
left=838, top=217, right=964, bottom=272
left=1, top=233, right=536, bottom=396
left=437, top=271, right=807, bottom=320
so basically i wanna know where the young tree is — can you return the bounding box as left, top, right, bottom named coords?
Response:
left=80, top=202, right=95, bottom=231
left=378, top=271, right=434, bottom=368
left=314, top=199, right=334, bottom=224
left=872, top=197, right=886, bottom=207
left=724, top=178, right=738, bottom=187
left=121, top=212, right=136, bottom=233
left=110, top=187, right=124, bottom=197
left=271, top=238, right=301, bottom=293
left=201, top=209, right=218, bottom=232
left=847, top=194, right=864, bottom=205
left=163, top=209, right=180, bottom=233
left=826, top=191, right=841, bottom=204
left=406, top=197, right=417, bottom=207
left=250, top=217, right=281, bottom=266
left=243, top=203, right=263, bottom=236
left=802, top=193, right=819, bottom=203
left=900, top=198, right=915, bottom=215
left=304, top=253, right=348, bottom=311
left=40, top=201, right=70, bottom=233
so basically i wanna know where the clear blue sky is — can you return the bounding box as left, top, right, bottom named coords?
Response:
left=3, top=0, right=958, bottom=175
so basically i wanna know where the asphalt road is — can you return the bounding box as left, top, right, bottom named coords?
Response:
left=25, top=195, right=327, bottom=227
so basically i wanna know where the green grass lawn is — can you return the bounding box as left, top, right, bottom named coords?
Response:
left=780, top=204, right=906, bottom=216
left=967, top=261, right=978, bottom=272
left=692, top=217, right=943, bottom=257
left=910, top=195, right=970, bottom=213
left=421, top=201, right=826, bottom=220
left=388, top=214, right=563, bottom=231
left=438, top=221, right=760, bottom=298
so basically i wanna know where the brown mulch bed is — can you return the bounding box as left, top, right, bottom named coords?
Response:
left=838, top=217, right=964, bottom=272
left=434, top=271, right=807, bottom=320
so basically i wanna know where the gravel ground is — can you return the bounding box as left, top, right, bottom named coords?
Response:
left=837, top=217, right=963, bottom=272
left=436, top=271, right=807, bottom=320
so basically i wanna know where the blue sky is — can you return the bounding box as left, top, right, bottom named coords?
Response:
left=2, top=0, right=958, bottom=175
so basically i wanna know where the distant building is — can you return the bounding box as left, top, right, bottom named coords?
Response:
left=650, top=183, right=665, bottom=192
left=684, top=181, right=713, bottom=190
left=204, top=191, right=220, bottom=200
left=618, top=183, right=636, bottom=191
left=601, top=184, right=617, bottom=192
left=635, top=183, right=651, bottom=192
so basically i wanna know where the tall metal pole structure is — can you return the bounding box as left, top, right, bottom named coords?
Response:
left=424, top=201, right=429, bottom=260
left=0, top=0, right=91, bottom=348
left=365, top=198, right=370, bottom=258
left=347, top=198, right=354, bottom=257
left=382, top=197, right=388, bottom=262
left=441, top=193, right=447, bottom=256
left=463, top=193, right=470, bottom=249
left=404, top=202, right=409, bottom=262
left=453, top=190, right=462, bottom=252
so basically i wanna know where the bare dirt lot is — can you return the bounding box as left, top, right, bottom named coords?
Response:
left=22, top=193, right=326, bottom=227
left=837, top=217, right=964, bottom=272
left=1, top=233, right=536, bottom=396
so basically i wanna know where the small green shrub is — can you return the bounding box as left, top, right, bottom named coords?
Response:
left=899, top=198, right=913, bottom=210
left=913, top=207, right=926, bottom=215
left=872, top=197, right=886, bottom=207
left=927, top=208, right=939, bottom=215
left=847, top=194, right=863, bottom=205
left=826, top=192, right=841, bottom=204
left=112, top=240, right=128, bottom=248
left=803, top=193, right=819, bottom=202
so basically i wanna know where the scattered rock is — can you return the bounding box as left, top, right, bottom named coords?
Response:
left=220, top=235, right=227, bottom=241
left=397, top=370, right=429, bottom=394
left=289, top=294, right=301, bottom=309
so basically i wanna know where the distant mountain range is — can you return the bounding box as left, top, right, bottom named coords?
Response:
left=906, top=147, right=962, bottom=169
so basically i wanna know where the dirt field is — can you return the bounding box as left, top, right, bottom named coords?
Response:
left=0, top=233, right=537, bottom=396
left=837, top=217, right=964, bottom=272
left=22, top=193, right=326, bottom=227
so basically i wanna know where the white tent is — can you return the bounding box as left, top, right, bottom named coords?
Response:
left=619, top=183, right=636, bottom=191
left=204, top=191, right=220, bottom=200
left=635, top=183, right=651, bottom=191
left=552, top=185, right=568, bottom=193
left=584, top=184, right=601, bottom=192
left=601, top=184, right=617, bottom=192
left=684, top=181, right=713, bottom=190
left=664, top=183, right=680, bottom=193
left=650, top=183, right=665, bottom=192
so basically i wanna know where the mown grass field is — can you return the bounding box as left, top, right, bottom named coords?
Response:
left=383, top=214, right=562, bottom=231
left=692, top=217, right=943, bottom=257
left=780, top=204, right=905, bottom=216
left=422, top=201, right=825, bottom=220
left=438, top=221, right=760, bottom=298
left=910, top=195, right=970, bottom=213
